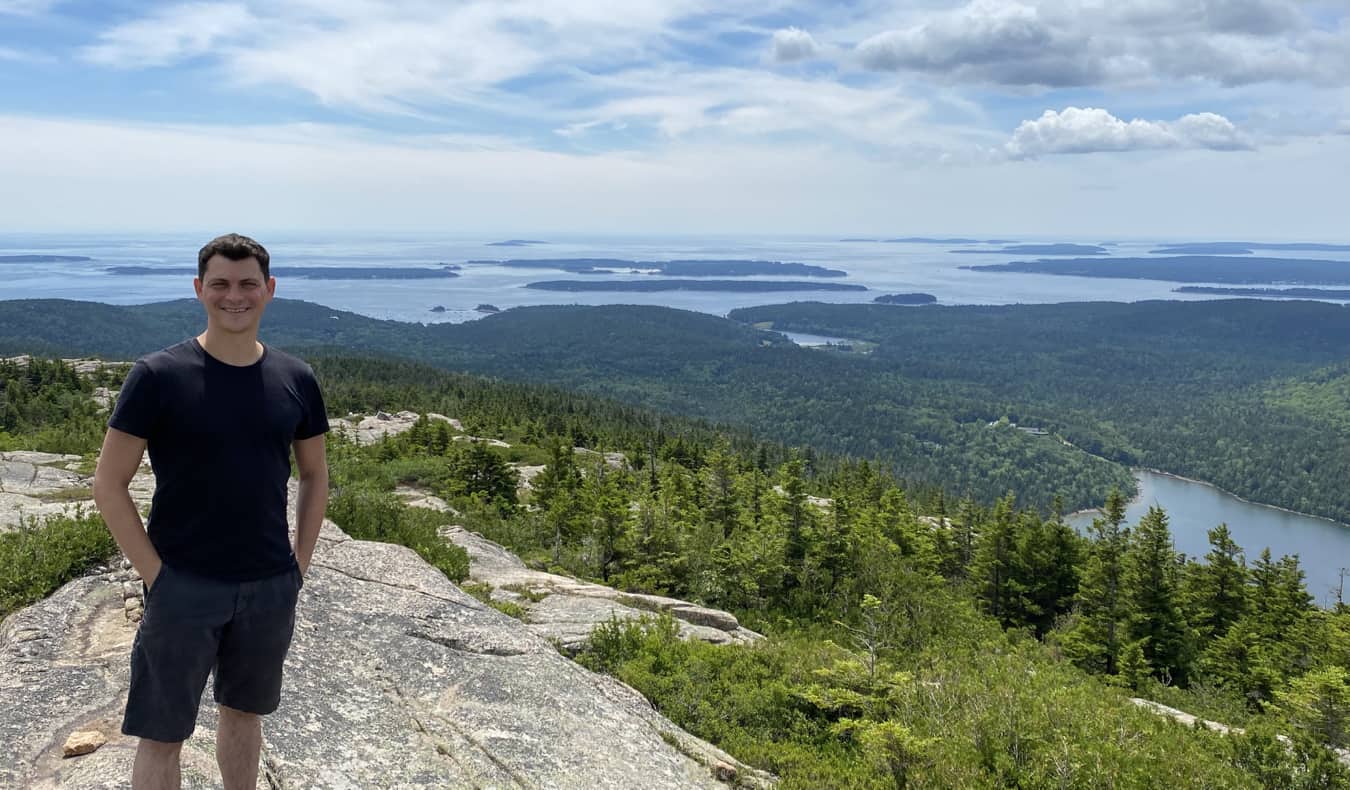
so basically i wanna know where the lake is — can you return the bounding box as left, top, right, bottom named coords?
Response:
left=1068, top=470, right=1349, bottom=606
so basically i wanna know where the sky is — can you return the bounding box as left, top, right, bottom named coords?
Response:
left=0, top=0, right=1347, bottom=238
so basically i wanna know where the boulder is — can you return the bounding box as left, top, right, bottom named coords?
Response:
left=0, top=519, right=775, bottom=788
left=441, top=526, right=763, bottom=653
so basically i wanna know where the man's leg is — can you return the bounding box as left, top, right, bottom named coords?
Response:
left=132, top=738, right=182, bottom=790
left=217, top=705, right=262, bottom=790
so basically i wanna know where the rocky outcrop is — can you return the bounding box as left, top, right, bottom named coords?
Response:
left=1131, top=698, right=1350, bottom=767
left=0, top=520, right=775, bottom=789
left=442, top=526, right=763, bottom=654
left=0, top=451, right=154, bottom=532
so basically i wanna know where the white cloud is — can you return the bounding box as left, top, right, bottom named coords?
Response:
left=82, top=3, right=256, bottom=68
left=855, top=0, right=1348, bottom=88
left=1004, top=106, right=1253, bottom=157
left=771, top=27, right=819, bottom=62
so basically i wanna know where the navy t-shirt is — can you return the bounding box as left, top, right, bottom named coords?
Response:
left=108, top=338, right=329, bottom=581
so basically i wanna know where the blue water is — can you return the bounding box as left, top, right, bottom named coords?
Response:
left=1068, top=471, right=1349, bottom=607
left=5, top=232, right=1350, bottom=325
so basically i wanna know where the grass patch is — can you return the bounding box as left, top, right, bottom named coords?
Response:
left=501, top=582, right=550, bottom=602
left=0, top=512, right=116, bottom=619
left=33, top=486, right=94, bottom=503
left=326, top=485, right=470, bottom=583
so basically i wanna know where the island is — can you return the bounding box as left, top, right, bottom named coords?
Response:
left=0, top=255, right=93, bottom=263
left=873, top=293, right=937, bottom=305
left=429, top=305, right=447, bottom=313
left=524, top=280, right=868, bottom=293
left=881, top=237, right=1013, bottom=244
left=486, top=240, right=549, bottom=247
left=963, top=255, right=1350, bottom=285
left=1175, top=287, right=1350, bottom=299
left=1150, top=241, right=1350, bottom=255
left=471, top=258, right=847, bottom=277
left=475, top=303, right=502, bottom=313
left=107, top=266, right=460, bottom=279
left=950, top=244, right=1108, bottom=255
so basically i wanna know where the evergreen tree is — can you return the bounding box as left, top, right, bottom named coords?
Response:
left=1122, top=506, right=1190, bottom=684
left=1063, top=489, right=1131, bottom=675
left=1185, top=523, right=1248, bottom=643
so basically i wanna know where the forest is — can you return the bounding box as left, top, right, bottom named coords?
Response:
left=2, top=297, right=1349, bottom=521
left=2, top=355, right=1347, bottom=787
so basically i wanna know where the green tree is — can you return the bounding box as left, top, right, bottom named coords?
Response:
left=1122, top=506, right=1190, bottom=685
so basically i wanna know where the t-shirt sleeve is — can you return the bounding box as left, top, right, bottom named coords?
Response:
left=107, top=360, right=158, bottom=439
left=294, top=367, right=330, bottom=440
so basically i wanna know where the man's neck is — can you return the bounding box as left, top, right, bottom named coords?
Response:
left=196, top=331, right=264, bottom=366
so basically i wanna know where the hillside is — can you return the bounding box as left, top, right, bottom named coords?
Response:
left=2, top=355, right=1347, bottom=787
left=4, top=297, right=1350, bottom=521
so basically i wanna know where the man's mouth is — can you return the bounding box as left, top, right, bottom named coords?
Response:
left=223, top=307, right=249, bottom=314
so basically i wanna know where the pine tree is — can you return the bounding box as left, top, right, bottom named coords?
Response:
left=1122, top=506, right=1190, bottom=684
left=1185, top=523, right=1248, bottom=644
left=1064, top=489, right=1131, bottom=675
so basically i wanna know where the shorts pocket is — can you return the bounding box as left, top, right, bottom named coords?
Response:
left=144, top=563, right=171, bottom=602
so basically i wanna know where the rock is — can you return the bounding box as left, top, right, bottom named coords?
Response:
left=513, top=464, right=547, bottom=490
left=0, top=520, right=775, bottom=788
left=429, top=305, right=447, bottom=313
left=331, top=411, right=464, bottom=446
left=440, top=525, right=763, bottom=652
left=61, top=730, right=107, bottom=758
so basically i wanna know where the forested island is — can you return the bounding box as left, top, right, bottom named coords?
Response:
left=486, top=239, right=549, bottom=246
left=1177, top=286, right=1350, bottom=299
left=106, top=266, right=460, bottom=279
left=966, top=255, right=1350, bottom=284
left=873, top=293, right=937, bottom=305
left=950, top=244, right=1108, bottom=255
left=524, top=279, right=867, bottom=292
left=3, top=355, right=1347, bottom=787
left=473, top=258, right=847, bottom=277
left=1152, top=242, right=1350, bottom=255
left=0, top=255, right=93, bottom=263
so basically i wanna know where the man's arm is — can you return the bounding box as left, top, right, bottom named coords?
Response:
left=92, top=427, right=162, bottom=588
left=292, top=434, right=329, bottom=576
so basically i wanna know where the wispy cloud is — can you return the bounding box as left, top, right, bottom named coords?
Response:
left=1004, top=106, right=1253, bottom=158
left=82, top=3, right=256, bottom=68
left=0, top=0, right=59, bottom=15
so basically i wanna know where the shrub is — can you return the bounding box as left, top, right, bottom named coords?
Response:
left=0, top=512, right=116, bottom=619
left=326, top=486, right=469, bottom=582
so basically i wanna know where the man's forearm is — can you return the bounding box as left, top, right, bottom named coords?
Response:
left=93, top=483, right=160, bottom=582
left=293, top=471, right=328, bottom=574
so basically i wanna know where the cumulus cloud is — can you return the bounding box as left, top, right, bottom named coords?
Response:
left=857, top=1, right=1106, bottom=87
left=855, top=0, right=1347, bottom=88
left=1004, top=106, right=1253, bottom=158
left=82, top=2, right=256, bottom=68
left=771, top=27, right=819, bottom=63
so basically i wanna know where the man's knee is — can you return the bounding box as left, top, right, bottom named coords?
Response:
left=136, top=737, right=184, bottom=758
left=218, top=704, right=260, bottom=723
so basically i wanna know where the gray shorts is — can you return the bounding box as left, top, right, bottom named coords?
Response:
left=122, top=563, right=303, bottom=743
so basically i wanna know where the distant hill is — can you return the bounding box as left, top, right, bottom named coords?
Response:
left=966, top=255, right=1350, bottom=284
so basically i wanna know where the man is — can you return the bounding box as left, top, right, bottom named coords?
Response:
left=93, top=233, right=329, bottom=790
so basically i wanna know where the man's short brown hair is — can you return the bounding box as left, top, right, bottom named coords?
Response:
left=198, top=233, right=270, bottom=279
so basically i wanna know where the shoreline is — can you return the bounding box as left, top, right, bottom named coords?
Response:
left=1068, top=468, right=1350, bottom=530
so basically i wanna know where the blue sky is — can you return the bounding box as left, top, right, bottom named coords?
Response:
left=1, top=0, right=1347, bottom=238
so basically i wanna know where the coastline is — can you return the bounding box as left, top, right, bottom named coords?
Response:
left=1068, top=467, right=1350, bottom=530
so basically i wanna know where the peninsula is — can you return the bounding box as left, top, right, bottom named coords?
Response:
left=107, top=266, right=460, bottom=279
left=473, top=258, right=847, bottom=277
left=0, top=255, right=93, bottom=263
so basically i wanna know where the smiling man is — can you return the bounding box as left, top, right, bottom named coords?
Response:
left=93, top=233, right=329, bottom=790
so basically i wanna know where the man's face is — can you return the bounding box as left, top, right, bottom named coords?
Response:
left=193, top=255, right=276, bottom=335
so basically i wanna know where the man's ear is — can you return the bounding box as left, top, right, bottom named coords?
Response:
left=193, top=277, right=204, bottom=299
left=266, top=277, right=277, bottom=298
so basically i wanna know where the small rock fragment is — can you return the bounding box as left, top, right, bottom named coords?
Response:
left=62, top=730, right=107, bottom=757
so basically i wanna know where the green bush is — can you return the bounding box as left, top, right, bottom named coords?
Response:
left=0, top=512, right=116, bottom=619
left=326, top=485, right=469, bottom=582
